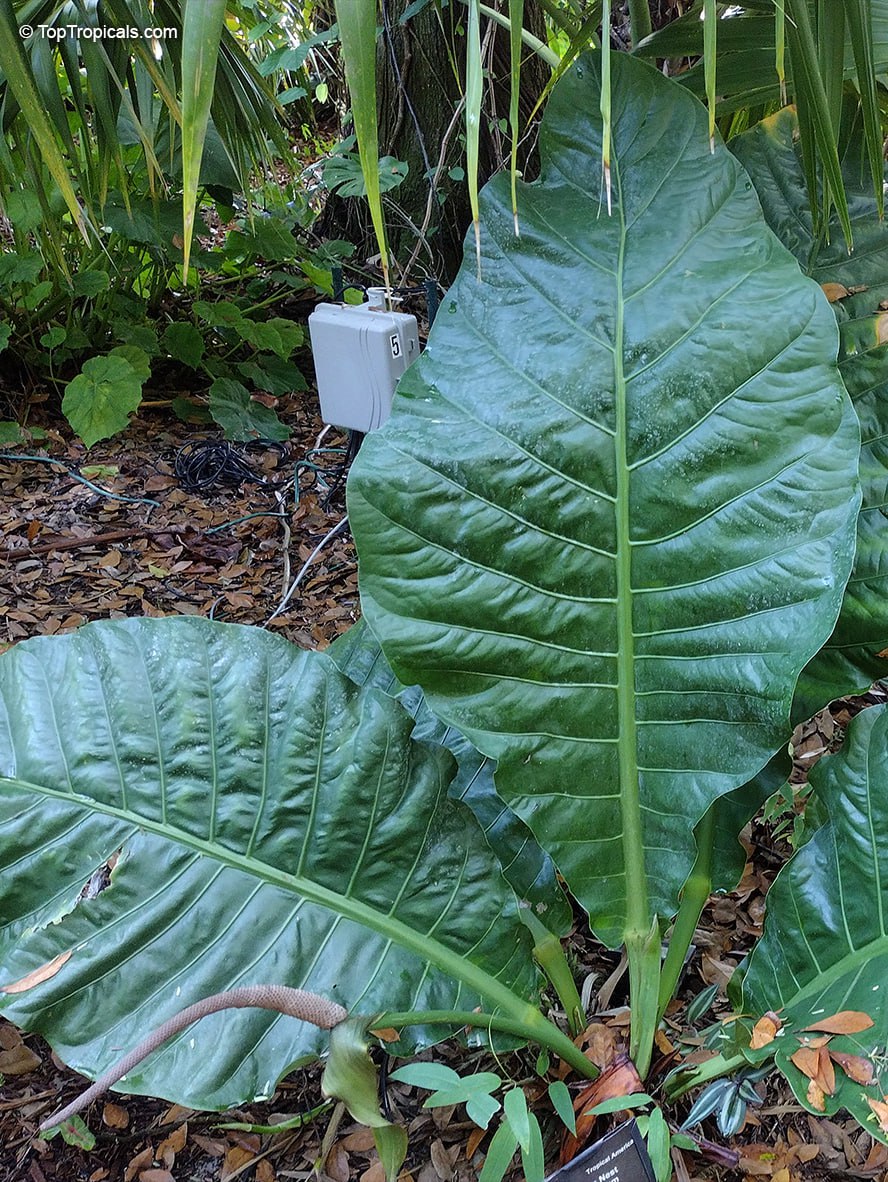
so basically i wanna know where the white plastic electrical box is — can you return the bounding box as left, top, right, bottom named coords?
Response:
left=308, top=299, right=419, bottom=432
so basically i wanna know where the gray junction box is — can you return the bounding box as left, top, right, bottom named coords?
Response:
left=308, top=299, right=419, bottom=432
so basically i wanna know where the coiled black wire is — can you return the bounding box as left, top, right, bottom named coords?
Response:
left=173, top=440, right=286, bottom=493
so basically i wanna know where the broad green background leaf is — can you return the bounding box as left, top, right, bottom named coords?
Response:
left=732, top=109, right=888, bottom=718
left=737, top=703, right=888, bottom=1136
left=209, top=377, right=290, bottom=442
left=61, top=355, right=144, bottom=447
left=328, top=620, right=571, bottom=934
left=348, top=51, right=860, bottom=949
left=0, top=618, right=541, bottom=1110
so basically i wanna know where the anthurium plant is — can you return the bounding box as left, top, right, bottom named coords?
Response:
left=1, top=50, right=887, bottom=1173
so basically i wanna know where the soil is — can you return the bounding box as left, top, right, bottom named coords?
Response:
left=1, top=393, right=886, bottom=1182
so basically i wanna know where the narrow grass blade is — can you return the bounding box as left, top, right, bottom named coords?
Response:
left=466, top=0, right=483, bottom=276
left=508, top=0, right=524, bottom=236
left=600, top=0, right=612, bottom=213
left=0, top=0, right=88, bottom=240
left=180, top=0, right=227, bottom=277
left=703, top=0, right=717, bottom=151
left=477, top=2, right=559, bottom=67
left=784, top=0, right=852, bottom=247
left=842, top=0, right=884, bottom=218
left=335, top=0, right=390, bottom=289
left=775, top=0, right=786, bottom=104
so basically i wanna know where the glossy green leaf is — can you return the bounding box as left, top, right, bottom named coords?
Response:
left=209, top=377, right=291, bottom=442
left=732, top=109, right=888, bottom=716
left=737, top=703, right=888, bottom=1137
left=0, top=618, right=546, bottom=1110
left=349, top=50, right=859, bottom=969
left=328, top=620, right=571, bottom=933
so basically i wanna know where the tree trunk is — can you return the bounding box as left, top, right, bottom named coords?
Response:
left=322, top=0, right=550, bottom=286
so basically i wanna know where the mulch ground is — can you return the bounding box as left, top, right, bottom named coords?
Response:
left=1, top=393, right=885, bottom=1182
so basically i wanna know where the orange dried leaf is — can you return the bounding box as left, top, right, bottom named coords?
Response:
left=1, top=949, right=72, bottom=994
left=157, top=1121, right=188, bottom=1160
left=815, top=1046, right=835, bottom=1096
left=466, top=1126, right=487, bottom=1159
left=829, top=1051, right=876, bottom=1086
left=790, top=1046, right=820, bottom=1080
left=369, top=1027, right=400, bottom=1043
left=867, top=1096, right=888, bottom=1135
left=806, top=1078, right=826, bottom=1112
left=102, top=1102, right=129, bottom=1129
left=803, top=1011, right=874, bottom=1035
left=821, top=283, right=850, bottom=302
left=750, top=1011, right=782, bottom=1050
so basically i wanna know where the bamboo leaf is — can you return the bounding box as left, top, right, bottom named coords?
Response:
left=0, top=0, right=88, bottom=239
left=842, top=0, right=884, bottom=218
left=703, top=0, right=717, bottom=152
left=180, top=0, right=227, bottom=277
left=335, top=0, right=390, bottom=289
left=466, top=0, right=483, bottom=276
left=508, top=0, right=524, bottom=236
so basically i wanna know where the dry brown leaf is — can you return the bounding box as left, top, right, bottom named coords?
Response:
left=0, top=1022, right=22, bottom=1049
left=124, top=1150, right=154, bottom=1182
left=803, top=1011, right=874, bottom=1035
left=816, top=1046, right=835, bottom=1095
left=360, top=1163, right=386, bottom=1182
left=160, top=1103, right=193, bottom=1125
left=821, top=283, right=850, bottom=303
left=829, top=1051, right=876, bottom=1086
left=790, top=1046, right=820, bottom=1080
left=324, top=1143, right=350, bottom=1182
left=806, top=1078, right=827, bottom=1112
left=466, top=1126, right=487, bottom=1160
left=750, top=1011, right=782, bottom=1050
left=255, top=1161, right=275, bottom=1182
left=158, top=1121, right=188, bottom=1164
left=342, top=1128, right=377, bottom=1152
left=430, top=1138, right=452, bottom=1180
left=561, top=1053, right=643, bottom=1164
left=654, top=1028, right=675, bottom=1055
left=370, top=1027, right=400, bottom=1043
left=866, top=1096, right=888, bottom=1135
left=138, top=1172, right=174, bottom=1182
left=191, top=1134, right=226, bottom=1157
left=223, top=1146, right=257, bottom=1181
left=1, top=950, right=72, bottom=994
left=102, top=1102, right=130, bottom=1129
left=88, top=1171, right=110, bottom=1182
left=0, top=1042, right=41, bottom=1075
left=772, top=1168, right=790, bottom=1182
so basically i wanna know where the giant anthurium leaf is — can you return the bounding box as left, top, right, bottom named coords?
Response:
left=736, top=703, right=888, bottom=1137
left=0, top=617, right=548, bottom=1111
left=732, top=108, right=888, bottom=718
left=348, top=51, right=859, bottom=960
left=328, top=619, right=571, bottom=934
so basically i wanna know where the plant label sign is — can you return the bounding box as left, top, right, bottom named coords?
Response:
left=544, top=1121, right=656, bottom=1182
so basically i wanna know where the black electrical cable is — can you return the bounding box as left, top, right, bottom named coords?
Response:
left=320, top=430, right=363, bottom=508
left=173, top=440, right=287, bottom=493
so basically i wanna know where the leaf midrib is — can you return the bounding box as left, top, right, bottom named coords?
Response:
left=613, top=157, right=650, bottom=942
left=0, top=774, right=539, bottom=1027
